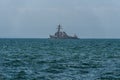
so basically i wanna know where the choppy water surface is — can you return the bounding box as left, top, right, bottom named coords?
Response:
left=0, top=39, right=120, bottom=80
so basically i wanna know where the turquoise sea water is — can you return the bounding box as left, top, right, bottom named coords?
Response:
left=0, top=39, right=120, bottom=80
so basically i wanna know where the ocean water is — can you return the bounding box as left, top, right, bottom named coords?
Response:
left=0, top=39, right=120, bottom=80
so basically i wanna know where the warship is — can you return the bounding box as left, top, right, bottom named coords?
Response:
left=49, top=24, right=79, bottom=39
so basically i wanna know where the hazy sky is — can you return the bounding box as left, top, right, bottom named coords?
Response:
left=0, top=0, right=120, bottom=38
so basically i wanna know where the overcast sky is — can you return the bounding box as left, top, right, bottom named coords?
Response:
left=0, top=0, right=120, bottom=38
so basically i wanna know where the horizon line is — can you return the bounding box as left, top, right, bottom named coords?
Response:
left=0, top=38, right=120, bottom=39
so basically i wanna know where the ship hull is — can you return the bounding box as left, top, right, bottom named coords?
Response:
left=49, top=35, right=79, bottom=39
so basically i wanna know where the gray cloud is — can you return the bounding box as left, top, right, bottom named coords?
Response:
left=0, top=0, right=120, bottom=38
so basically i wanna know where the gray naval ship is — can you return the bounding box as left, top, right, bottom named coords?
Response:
left=49, top=24, right=79, bottom=39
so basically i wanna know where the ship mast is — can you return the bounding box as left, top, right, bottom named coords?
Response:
left=57, top=24, right=62, bottom=38
left=57, top=24, right=62, bottom=32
